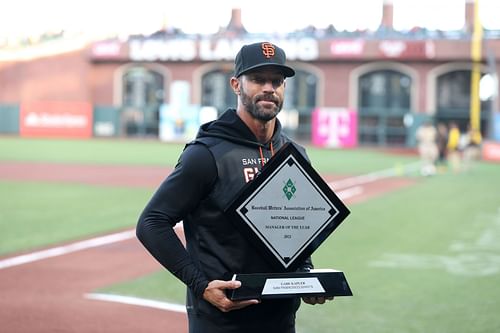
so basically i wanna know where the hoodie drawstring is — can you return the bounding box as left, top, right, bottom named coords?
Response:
left=258, top=142, right=274, bottom=167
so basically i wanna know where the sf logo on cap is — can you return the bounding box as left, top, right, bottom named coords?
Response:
left=261, top=42, right=275, bottom=59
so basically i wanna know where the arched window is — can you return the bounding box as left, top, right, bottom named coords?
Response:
left=436, top=70, right=492, bottom=132
left=282, top=70, right=318, bottom=140
left=359, top=70, right=411, bottom=109
left=358, top=70, right=412, bottom=146
left=201, top=69, right=235, bottom=116
left=122, top=67, right=164, bottom=136
left=284, top=70, right=317, bottom=111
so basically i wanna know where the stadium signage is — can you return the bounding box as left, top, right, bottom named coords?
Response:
left=378, top=40, right=435, bottom=59
left=129, top=38, right=319, bottom=62
left=330, top=40, right=365, bottom=57
left=19, top=101, right=93, bottom=138
left=312, top=108, right=358, bottom=148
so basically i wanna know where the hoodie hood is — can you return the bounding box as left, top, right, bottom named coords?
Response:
left=196, top=109, right=284, bottom=149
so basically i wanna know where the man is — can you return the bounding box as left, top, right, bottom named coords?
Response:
left=137, top=42, right=331, bottom=333
left=416, top=120, right=438, bottom=176
left=446, top=121, right=462, bottom=173
left=462, top=124, right=482, bottom=172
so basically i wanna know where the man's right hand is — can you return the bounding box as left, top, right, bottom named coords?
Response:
left=202, top=280, right=260, bottom=312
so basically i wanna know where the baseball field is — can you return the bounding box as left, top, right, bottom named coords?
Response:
left=1, top=136, right=499, bottom=333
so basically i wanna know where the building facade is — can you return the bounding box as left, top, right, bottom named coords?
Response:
left=1, top=2, right=499, bottom=148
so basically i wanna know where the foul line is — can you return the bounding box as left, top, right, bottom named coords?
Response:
left=85, top=293, right=186, bottom=313
left=337, top=186, right=364, bottom=200
left=0, top=230, right=135, bottom=270
left=328, top=161, right=420, bottom=190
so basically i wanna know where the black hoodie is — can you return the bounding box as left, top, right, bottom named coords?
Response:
left=137, top=109, right=313, bottom=332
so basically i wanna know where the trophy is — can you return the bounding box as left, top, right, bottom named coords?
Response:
left=225, top=143, right=352, bottom=300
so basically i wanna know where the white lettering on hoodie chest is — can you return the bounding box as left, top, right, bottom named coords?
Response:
left=241, top=157, right=270, bottom=183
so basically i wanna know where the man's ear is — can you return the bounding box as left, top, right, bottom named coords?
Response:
left=230, top=77, right=240, bottom=95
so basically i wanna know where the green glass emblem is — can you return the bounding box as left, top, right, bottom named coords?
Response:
left=282, top=178, right=296, bottom=200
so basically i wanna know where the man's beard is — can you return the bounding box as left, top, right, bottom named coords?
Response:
left=240, top=89, right=283, bottom=122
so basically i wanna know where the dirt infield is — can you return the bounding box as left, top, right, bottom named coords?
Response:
left=0, top=161, right=416, bottom=332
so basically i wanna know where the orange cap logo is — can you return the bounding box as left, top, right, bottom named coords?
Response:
left=261, top=42, right=275, bottom=58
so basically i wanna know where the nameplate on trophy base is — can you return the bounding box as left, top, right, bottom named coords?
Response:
left=227, top=269, right=352, bottom=301
left=225, top=143, right=352, bottom=301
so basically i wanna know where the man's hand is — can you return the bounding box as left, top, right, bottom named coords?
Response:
left=203, top=280, right=260, bottom=312
left=302, top=296, right=334, bottom=305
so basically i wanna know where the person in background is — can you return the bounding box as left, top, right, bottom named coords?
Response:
left=136, top=42, right=331, bottom=333
left=462, top=124, right=482, bottom=171
left=435, top=122, right=448, bottom=172
left=416, top=120, right=438, bottom=176
left=446, top=121, right=462, bottom=173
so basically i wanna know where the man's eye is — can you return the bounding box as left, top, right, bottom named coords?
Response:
left=272, top=79, right=284, bottom=86
left=251, top=78, right=283, bottom=86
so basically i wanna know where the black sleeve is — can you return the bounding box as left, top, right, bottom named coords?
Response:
left=136, top=143, right=217, bottom=298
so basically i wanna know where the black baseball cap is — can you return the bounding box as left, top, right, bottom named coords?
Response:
left=234, top=42, right=295, bottom=78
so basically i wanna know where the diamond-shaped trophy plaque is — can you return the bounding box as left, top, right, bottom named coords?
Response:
left=225, top=143, right=352, bottom=300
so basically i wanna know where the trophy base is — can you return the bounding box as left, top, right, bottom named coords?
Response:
left=227, top=269, right=352, bottom=301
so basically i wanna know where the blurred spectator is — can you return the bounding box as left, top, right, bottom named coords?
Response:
left=446, top=122, right=462, bottom=173
left=436, top=122, right=448, bottom=171
left=462, top=124, right=482, bottom=171
left=416, top=120, right=438, bottom=176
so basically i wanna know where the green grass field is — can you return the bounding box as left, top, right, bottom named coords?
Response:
left=1, top=137, right=500, bottom=332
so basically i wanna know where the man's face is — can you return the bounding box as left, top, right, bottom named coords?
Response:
left=239, top=69, right=285, bottom=122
